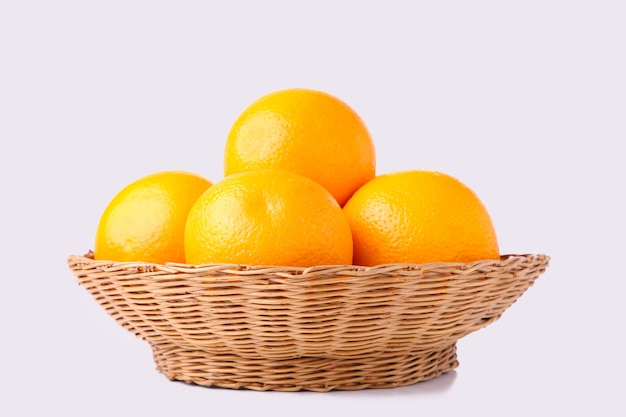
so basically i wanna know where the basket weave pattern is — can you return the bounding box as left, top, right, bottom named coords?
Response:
left=67, top=253, right=549, bottom=391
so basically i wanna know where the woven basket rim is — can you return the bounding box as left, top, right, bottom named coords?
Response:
left=69, top=251, right=549, bottom=278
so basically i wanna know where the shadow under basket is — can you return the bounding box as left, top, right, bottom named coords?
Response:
left=67, top=253, right=549, bottom=392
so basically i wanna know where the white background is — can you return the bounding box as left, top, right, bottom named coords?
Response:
left=2, top=1, right=625, bottom=416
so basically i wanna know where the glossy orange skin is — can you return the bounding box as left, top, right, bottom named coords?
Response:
left=224, top=88, right=376, bottom=206
left=343, top=170, right=500, bottom=266
left=94, top=171, right=212, bottom=263
left=184, top=169, right=353, bottom=267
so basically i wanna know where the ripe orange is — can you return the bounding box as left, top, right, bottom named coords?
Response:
left=94, top=171, right=212, bottom=263
left=343, top=170, right=500, bottom=266
left=184, top=169, right=353, bottom=267
left=223, top=88, right=376, bottom=206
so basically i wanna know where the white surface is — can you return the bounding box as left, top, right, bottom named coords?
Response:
left=2, top=1, right=624, bottom=416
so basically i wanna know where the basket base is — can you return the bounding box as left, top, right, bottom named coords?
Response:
left=151, top=342, right=459, bottom=392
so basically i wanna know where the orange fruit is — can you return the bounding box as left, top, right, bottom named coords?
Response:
left=223, top=88, right=376, bottom=206
left=184, top=169, right=353, bottom=267
left=94, top=170, right=212, bottom=263
left=343, top=170, right=500, bottom=266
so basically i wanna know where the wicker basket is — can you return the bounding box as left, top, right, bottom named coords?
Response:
left=67, top=252, right=549, bottom=391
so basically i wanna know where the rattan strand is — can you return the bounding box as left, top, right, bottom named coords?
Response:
left=67, top=253, right=549, bottom=391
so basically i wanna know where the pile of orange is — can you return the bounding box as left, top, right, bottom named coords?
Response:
left=94, top=88, right=500, bottom=267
